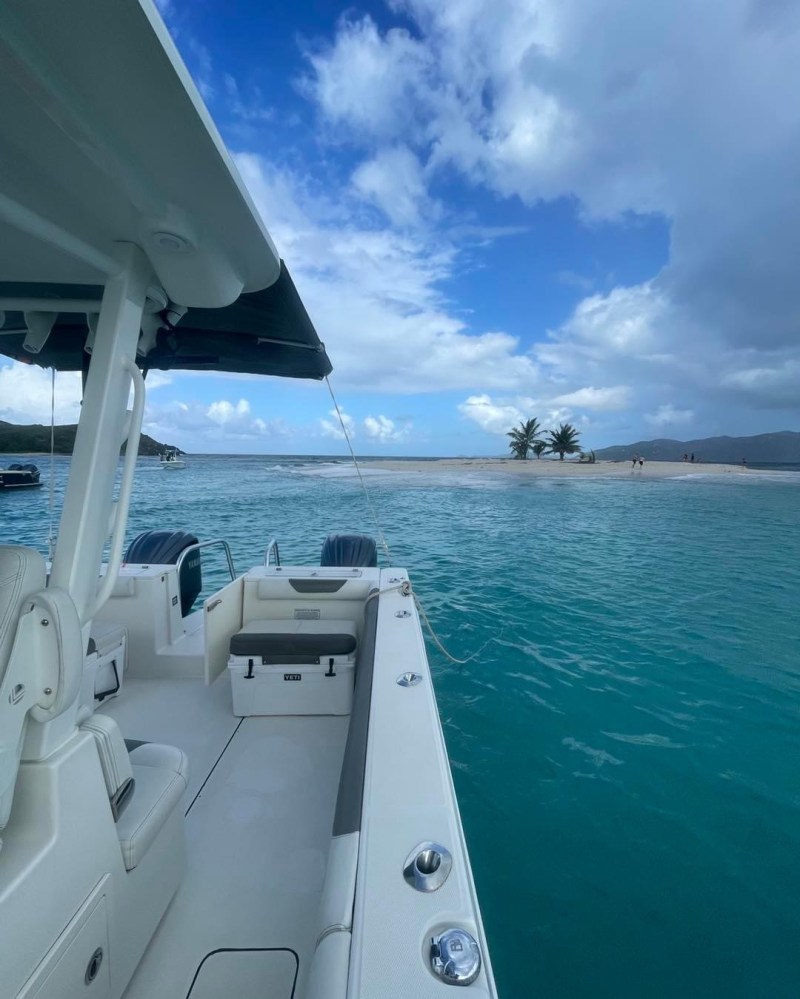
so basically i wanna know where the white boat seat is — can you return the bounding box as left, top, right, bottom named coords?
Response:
left=118, top=742, right=189, bottom=871
left=230, top=619, right=357, bottom=663
left=80, top=713, right=135, bottom=820
left=0, top=546, right=45, bottom=682
left=0, top=546, right=47, bottom=836
left=1, top=547, right=83, bottom=834
left=306, top=930, right=351, bottom=999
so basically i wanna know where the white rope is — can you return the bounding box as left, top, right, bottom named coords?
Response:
left=325, top=375, right=392, bottom=563
left=47, top=368, right=56, bottom=560
left=365, top=579, right=488, bottom=666
left=323, top=380, right=488, bottom=668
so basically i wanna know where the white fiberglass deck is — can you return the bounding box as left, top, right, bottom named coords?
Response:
left=100, top=677, right=348, bottom=999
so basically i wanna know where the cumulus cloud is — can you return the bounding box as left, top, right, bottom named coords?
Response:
left=302, top=0, right=800, bottom=427
left=11, top=0, right=794, bottom=455
left=352, top=145, right=438, bottom=227
left=363, top=414, right=411, bottom=442
left=457, top=394, right=526, bottom=435
left=720, top=359, right=800, bottom=409
left=551, top=386, right=630, bottom=411
left=0, top=363, right=82, bottom=425
left=319, top=408, right=410, bottom=443
left=0, top=361, right=172, bottom=426
left=319, top=407, right=356, bottom=440
left=458, top=384, right=630, bottom=436
left=207, top=398, right=256, bottom=426
left=234, top=153, right=539, bottom=394
left=143, top=396, right=287, bottom=449
left=645, top=404, right=695, bottom=428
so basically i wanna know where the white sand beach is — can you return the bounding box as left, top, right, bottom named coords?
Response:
left=366, top=459, right=749, bottom=478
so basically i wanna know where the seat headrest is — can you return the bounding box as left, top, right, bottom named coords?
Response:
left=0, top=546, right=46, bottom=684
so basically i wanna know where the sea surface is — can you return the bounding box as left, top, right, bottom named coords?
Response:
left=3, top=453, right=800, bottom=998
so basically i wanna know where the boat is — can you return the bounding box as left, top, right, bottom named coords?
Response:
left=0, top=463, right=42, bottom=490
left=0, top=2, right=496, bottom=998
left=159, top=449, right=186, bottom=470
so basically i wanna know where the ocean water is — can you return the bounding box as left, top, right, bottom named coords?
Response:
left=3, top=454, right=800, bottom=998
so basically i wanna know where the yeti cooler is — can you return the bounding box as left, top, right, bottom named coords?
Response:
left=228, top=619, right=357, bottom=716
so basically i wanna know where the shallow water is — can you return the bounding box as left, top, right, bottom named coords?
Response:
left=3, top=454, right=800, bottom=998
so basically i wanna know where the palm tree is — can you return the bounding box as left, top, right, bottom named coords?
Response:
left=506, top=418, right=542, bottom=460
left=546, top=423, right=582, bottom=460
left=532, top=441, right=547, bottom=460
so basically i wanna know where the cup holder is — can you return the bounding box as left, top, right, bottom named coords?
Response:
left=396, top=671, right=422, bottom=687
left=415, top=849, right=441, bottom=875
left=403, top=841, right=452, bottom=892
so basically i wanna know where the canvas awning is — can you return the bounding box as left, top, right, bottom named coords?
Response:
left=0, top=263, right=332, bottom=379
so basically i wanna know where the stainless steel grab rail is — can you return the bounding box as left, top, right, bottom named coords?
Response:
left=175, top=538, right=236, bottom=582
left=264, top=538, right=281, bottom=567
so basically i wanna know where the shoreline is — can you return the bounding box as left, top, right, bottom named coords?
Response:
left=362, top=458, right=751, bottom=478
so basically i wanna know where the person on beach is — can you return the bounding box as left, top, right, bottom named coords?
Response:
left=639, top=456, right=644, bottom=468
left=690, top=453, right=695, bottom=462
left=631, top=454, right=638, bottom=469
left=683, top=453, right=688, bottom=462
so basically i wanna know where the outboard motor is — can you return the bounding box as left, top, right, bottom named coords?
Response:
left=125, top=530, right=201, bottom=615
left=320, top=533, right=378, bottom=568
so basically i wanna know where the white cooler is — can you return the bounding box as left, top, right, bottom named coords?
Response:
left=228, top=619, right=357, bottom=717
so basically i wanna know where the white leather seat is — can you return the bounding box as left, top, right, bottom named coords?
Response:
left=81, top=713, right=135, bottom=820
left=0, top=546, right=45, bottom=675
left=306, top=931, right=351, bottom=999
left=117, top=743, right=189, bottom=870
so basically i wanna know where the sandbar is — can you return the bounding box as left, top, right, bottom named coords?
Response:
left=364, top=459, right=749, bottom=478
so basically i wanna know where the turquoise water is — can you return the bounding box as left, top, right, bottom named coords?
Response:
left=3, top=455, right=800, bottom=998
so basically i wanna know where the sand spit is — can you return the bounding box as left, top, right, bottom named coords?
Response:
left=365, top=459, right=750, bottom=478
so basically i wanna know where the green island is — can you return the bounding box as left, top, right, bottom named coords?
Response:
left=0, top=420, right=184, bottom=457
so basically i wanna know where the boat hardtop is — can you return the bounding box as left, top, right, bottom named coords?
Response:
left=0, top=2, right=495, bottom=997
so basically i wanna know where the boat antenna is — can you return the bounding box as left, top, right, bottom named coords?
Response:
left=324, top=374, right=491, bottom=666
left=47, top=367, right=56, bottom=560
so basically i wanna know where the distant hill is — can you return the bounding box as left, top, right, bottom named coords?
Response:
left=0, top=420, right=184, bottom=457
left=594, top=431, right=800, bottom=464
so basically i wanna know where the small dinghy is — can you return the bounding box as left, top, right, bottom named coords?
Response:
left=0, top=463, right=42, bottom=490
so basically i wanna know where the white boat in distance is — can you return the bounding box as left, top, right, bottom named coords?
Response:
left=0, top=2, right=496, bottom=998
left=160, top=450, right=186, bottom=470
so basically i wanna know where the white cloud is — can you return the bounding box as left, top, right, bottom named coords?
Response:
left=551, top=386, right=631, bottom=411
left=720, top=359, right=800, bottom=408
left=207, top=398, right=251, bottom=425
left=301, top=0, right=800, bottom=428
left=458, top=384, right=630, bottom=437
left=0, top=362, right=172, bottom=426
left=222, top=73, right=273, bottom=123
left=142, top=396, right=286, bottom=449
left=363, top=414, right=410, bottom=442
left=351, top=145, right=437, bottom=227
left=235, top=153, right=539, bottom=394
left=457, top=394, right=526, bottom=435
left=302, top=18, right=433, bottom=142
left=0, top=363, right=82, bottom=424
left=320, top=407, right=356, bottom=440
left=645, top=404, right=695, bottom=428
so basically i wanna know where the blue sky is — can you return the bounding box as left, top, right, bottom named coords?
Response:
left=2, top=0, right=800, bottom=455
